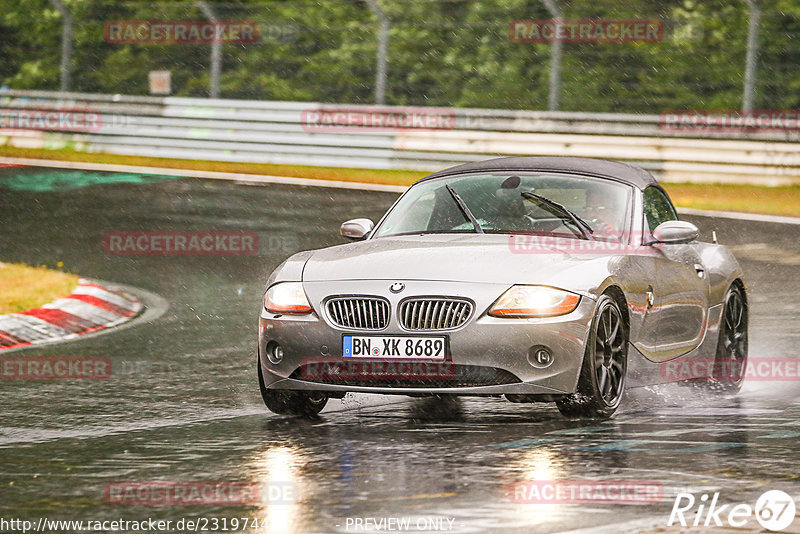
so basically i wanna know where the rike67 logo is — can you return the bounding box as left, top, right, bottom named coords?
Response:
left=669, top=490, right=796, bottom=531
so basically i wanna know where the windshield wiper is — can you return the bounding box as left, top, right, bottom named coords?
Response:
left=446, top=184, right=484, bottom=234
left=521, top=191, right=594, bottom=240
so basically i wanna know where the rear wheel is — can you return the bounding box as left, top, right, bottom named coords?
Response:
left=258, top=356, right=328, bottom=416
left=557, top=294, right=628, bottom=419
left=707, top=284, right=748, bottom=393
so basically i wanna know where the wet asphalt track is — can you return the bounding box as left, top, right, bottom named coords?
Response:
left=0, top=166, right=799, bottom=533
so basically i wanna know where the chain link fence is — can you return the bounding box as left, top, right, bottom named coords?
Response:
left=1, top=0, right=798, bottom=113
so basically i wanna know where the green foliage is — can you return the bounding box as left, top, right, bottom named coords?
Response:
left=1, top=0, right=798, bottom=112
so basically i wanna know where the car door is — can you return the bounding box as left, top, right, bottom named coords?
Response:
left=641, top=187, right=710, bottom=361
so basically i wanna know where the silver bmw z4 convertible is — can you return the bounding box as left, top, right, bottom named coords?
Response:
left=258, top=157, right=747, bottom=418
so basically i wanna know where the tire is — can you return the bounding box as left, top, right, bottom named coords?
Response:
left=258, top=356, right=328, bottom=416
left=706, top=284, right=748, bottom=393
left=557, top=294, right=628, bottom=419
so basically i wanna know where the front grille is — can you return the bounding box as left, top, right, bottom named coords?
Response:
left=290, top=363, right=521, bottom=388
left=399, top=298, right=473, bottom=330
left=326, top=297, right=390, bottom=330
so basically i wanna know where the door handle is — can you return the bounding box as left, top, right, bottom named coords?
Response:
left=694, top=264, right=705, bottom=278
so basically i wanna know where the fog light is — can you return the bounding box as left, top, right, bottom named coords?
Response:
left=527, top=346, right=553, bottom=369
left=266, top=342, right=284, bottom=364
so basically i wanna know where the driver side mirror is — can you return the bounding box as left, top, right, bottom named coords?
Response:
left=649, top=220, right=699, bottom=245
left=340, top=218, right=374, bottom=240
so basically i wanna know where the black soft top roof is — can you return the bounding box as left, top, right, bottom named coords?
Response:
left=416, top=156, right=658, bottom=190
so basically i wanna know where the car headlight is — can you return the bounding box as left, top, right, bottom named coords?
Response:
left=264, top=282, right=313, bottom=314
left=488, top=285, right=580, bottom=318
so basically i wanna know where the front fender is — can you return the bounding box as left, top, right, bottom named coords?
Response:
left=265, top=250, right=315, bottom=290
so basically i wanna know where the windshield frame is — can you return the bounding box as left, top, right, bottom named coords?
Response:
left=370, top=171, right=636, bottom=243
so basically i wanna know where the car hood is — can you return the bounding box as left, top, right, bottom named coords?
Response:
left=302, top=234, right=611, bottom=287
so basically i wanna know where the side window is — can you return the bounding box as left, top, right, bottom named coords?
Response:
left=643, top=187, right=678, bottom=232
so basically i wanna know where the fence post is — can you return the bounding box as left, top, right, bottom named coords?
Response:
left=197, top=1, right=222, bottom=98
left=541, top=0, right=562, bottom=111
left=365, top=0, right=389, bottom=105
left=49, top=0, right=72, bottom=92
left=742, top=0, right=760, bottom=111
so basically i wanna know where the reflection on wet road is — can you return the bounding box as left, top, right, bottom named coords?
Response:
left=0, top=168, right=798, bottom=533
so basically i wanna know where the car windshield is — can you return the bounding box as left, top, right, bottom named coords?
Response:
left=374, top=173, right=633, bottom=241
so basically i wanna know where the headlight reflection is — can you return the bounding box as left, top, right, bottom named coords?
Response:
left=509, top=448, right=567, bottom=521
left=251, top=445, right=303, bottom=533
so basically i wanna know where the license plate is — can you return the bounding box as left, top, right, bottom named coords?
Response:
left=343, top=335, right=447, bottom=360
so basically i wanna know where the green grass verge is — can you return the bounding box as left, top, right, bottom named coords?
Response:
left=0, top=262, right=79, bottom=314
left=0, top=146, right=424, bottom=187
left=662, top=183, right=800, bottom=218
left=2, top=146, right=800, bottom=217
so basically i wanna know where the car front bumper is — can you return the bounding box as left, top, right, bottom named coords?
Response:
left=259, top=280, right=595, bottom=396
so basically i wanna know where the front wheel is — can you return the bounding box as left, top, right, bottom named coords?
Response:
left=557, top=294, right=628, bottom=419
left=258, top=357, right=328, bottom=416
left=261, top=389, right=328, bottom=416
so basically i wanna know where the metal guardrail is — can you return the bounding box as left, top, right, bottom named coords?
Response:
left=1, top=89, right=799, bottom=184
